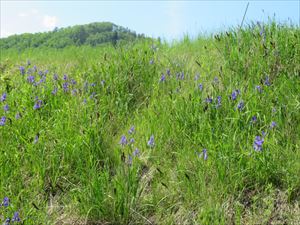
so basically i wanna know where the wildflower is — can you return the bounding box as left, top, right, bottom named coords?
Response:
left=90, top=92, right=96, bottom=99
left=256, top=85, right=262, bottom=93
left=230, top=89, right=240, bottom=101
left=270, top=121, right=277, bottom=129
left=205, top=97, right=213, bottom=104
left=237, top=100, right=244, bottom=111
left=12, top=211, right=21, bottom=222
left=19, top=66, right=25, bottom=75
left=160, top=74, right=166, bottom=82
left=33, top=65, right=37, bottom=72
left=251, top=115, right=257, bottom=123
left=213, top=76, right=219, bottom=83
left=262, top=130, right=267, bottom=137
left=202, top=149, right=208, bottom=160
left=15, top=112, right=21, bottom=120
left=128, top=126, right=135, bottom=135
left=127, top=155, right=133, bottom=166
left=2, top=197, right=9, bottom=207
left=120, top=135, right=127, bottom=146
left=63, top=74, right=68, bottom=80
left=194, top=73, right=199, bottom=80
left=33, top=99, right=43, bottom=110
left=27, top=75, right=35, bottom=83
left=253, top=136, right=264, bottom=151
left=38, top=71, right=44, bottom=77
left=3, top=104, right=9, bottom=112
left=180, top=72, right=184, bottom=80
left=130, top=138, right=135, bottom=144
left=1, top=93, right=7, bottom=102
left=71, top=79, right=77, bottom=85
left=34, top=134, right=39, bottom=144
left=198, top=83, right=203, bottom=91
left=264, top=76, right=271, bottom=86
left=100, top=80, right=105, bottom=86
left=133, top=148, right=140, bottom=157
left=83, top=98, right=87, bottom=104
left=147, top=135, right=155, bottom=148
left=63, top=82, right=69, bottom=92
left=149, top=59, right=154, bottom=65
left=90, top=82, right=96, bottom=87
left=44, top=69, right=49, bottom=75
left=0, top=116, right=7, bottom=126
left=53, top=74, right=59, bottom=81
left=166, top=69, right=171, bottom=76
left=216, top=96, right=221, bottom=108
left=72, top=89, right=77, bottom=95
left=51, top=87, right=58, bottom=95
left=4, top=218, right=10, bottom=225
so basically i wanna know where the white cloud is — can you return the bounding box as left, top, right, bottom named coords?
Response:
left=43, top=15, right=58, bottom=29
left=18, top=12, right=28, bottom=17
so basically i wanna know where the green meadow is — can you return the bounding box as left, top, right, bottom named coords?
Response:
left=0, top=22, right=300, bottom=224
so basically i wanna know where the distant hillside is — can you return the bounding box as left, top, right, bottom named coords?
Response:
left=0, top=22, right=146, bottom=50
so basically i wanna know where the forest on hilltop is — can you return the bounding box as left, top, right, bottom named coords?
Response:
left=0, top=22, right=146, bottom=50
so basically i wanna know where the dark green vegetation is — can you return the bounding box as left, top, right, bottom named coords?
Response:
left=0, top=22, right=145, bottom=50
left=0, top=22, right=300, bottom=224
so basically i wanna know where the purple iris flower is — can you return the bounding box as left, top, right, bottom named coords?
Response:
left=270, top=121, right=277, bottom=129
left=15, top=112, right=21, bottom=120
left=11, top=211, right=21, bottom=222
left=198, top=83, right=203, bottom=91
left=149, top=59, right=154, bottom=65
left=230, top=90, right=240, bottom=101
left=205, top=97, right=213, bottom=104
left=251, top=116, right=257, bottom=123
left=3, top=104, right=9, bottom=112
left=202, top=149, right=208, bottom=160
left=2, top=197, right=9, bottom=207
left=166, top=69, right=171, bottom=76
left=264, top=76, right=271, bottom=86
left=253, top=136, right=264, bottom=151
left=53, top=74, right=59, bottom=81
left=128, top=126, right=135, bottom=135
left=160, top=74, right=166, bottom=82
left=133, top=148, right=140, bottom=157
left=237, top=100, right=244, bottom=111
left=33, top=99, right=43, bottom=110
left=38, top=71, right=44, bottom=77
left=52, top=87, right=58, bottom=95
left=256, top=85, right=262, bottom=93
left=120, top=135, right=127, bottom=146
left=19, top=66, right=25, bottom=75
left=147, top=135, right=155, bottom=148
left=1, top=93, right=7, bottom=102
left=27, top=75, right=35, bottom=83
left=216, top=96, right=221, bottom=108
left=63, top=82, right=69, bottom=92
left=63, top=74, right=68, bottom=80
left=0, top=116, right=6, bottom=126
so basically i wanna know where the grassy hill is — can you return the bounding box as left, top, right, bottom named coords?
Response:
left=0, top=22, right=145, bottom=50
left=0, top=22, right=299, bottom=224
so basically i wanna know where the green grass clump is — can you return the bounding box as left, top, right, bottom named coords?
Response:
left=0, top=22, right=300, bottom=224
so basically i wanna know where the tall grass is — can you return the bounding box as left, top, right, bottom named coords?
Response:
left=0, top=22, right=299, bottom=224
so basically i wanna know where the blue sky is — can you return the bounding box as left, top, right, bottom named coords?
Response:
left=1, top=1, right=299, bottom=40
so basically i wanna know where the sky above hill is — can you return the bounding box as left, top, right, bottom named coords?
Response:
left=1, top=1, right=299, bottom=40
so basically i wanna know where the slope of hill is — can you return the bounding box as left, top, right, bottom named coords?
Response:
left=0, top=22, right=299, bottom=224
left=0, top=22, right=145, bottom=50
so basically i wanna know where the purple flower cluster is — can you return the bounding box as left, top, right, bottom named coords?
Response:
left=147, top=135, right=155, bottom=148
left=253, top=136, right=264, bottom=151
left=33, top=98, right=43, bottom=110
left=0, top=116, right=6, bottom=126
left=1, top=93, right=7, bottom=102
